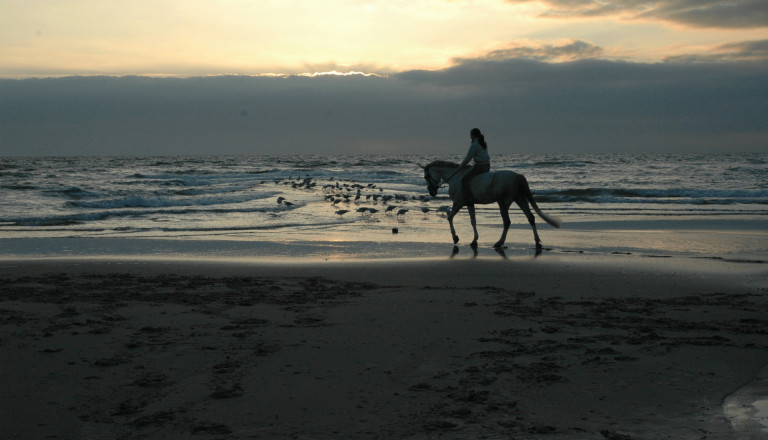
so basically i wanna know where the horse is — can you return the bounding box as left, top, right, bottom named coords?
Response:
left=421, top=160, right=561, bottom=250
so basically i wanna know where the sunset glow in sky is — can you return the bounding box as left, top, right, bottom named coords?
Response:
left=3, top=0, right=766, bottom=77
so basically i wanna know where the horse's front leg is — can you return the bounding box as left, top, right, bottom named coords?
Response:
left=494, top=201, right=512, bottom=249
left=447, top=202, right=463, bottom=244
left=467, top=203, right=479, bottom=249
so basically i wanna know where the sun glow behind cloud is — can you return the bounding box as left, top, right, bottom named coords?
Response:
left=0, top=0, right=625, bottom=77
left=0, top=0, right=766, bottom=78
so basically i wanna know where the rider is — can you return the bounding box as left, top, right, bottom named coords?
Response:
left=459, top=128, right=490, bottom=203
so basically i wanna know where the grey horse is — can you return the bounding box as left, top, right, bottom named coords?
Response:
left=422, top=160, right=561, bottom=250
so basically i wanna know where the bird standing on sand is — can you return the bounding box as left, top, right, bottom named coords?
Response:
left=385, top=206, right=397, bottom=214
left=421, top=207, right=430, bottom=217
left=437, top=206, right=451, bottom=217
left=396, top=208, right=409, bottom=217
left=335, top=210, right=349, bottom=216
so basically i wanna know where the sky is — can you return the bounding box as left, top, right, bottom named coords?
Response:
left=1, top=0, right=767, bottom=156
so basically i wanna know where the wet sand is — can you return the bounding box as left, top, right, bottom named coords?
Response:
left=1, top=256, right=767, bottom=439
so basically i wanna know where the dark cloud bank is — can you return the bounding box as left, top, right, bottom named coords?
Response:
left=2, top=54, right=767, bottom=156
left=517, top=0, right=768, bottom=29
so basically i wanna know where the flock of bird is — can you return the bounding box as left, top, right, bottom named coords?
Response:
left=272, top=176, right=451, bottom=221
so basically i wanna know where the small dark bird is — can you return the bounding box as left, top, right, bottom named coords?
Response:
left=335, top=209, right=349, bottom=216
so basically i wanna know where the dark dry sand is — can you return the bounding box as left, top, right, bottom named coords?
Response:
left=1, top=257, right=767, bottom=439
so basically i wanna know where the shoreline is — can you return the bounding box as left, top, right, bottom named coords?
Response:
left=2, top=250, right=767, bottom=289
left=1, top=222, right=767, bottom=265
left=2, top=256, right=767, bottom=439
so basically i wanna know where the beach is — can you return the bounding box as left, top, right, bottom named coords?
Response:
left=2, top=255, right=767, bottom=439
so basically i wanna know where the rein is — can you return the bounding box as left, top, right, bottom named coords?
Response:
left=426, top=166, right=461, bottom=192
left=443, top=169, right=461, bottom=185
left=434, top=172, right=456, bottom=189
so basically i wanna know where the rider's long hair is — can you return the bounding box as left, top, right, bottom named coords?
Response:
left=471, top=128, right=487, bottom=149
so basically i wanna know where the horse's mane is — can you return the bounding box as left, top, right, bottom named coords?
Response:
left=425, top=160, right=468, bottom=170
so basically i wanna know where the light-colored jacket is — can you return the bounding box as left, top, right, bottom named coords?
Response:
left=460, top=138, right=490, bottom=168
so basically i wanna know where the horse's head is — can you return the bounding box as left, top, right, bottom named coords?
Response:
left=420, top=162, right=441, bottom=197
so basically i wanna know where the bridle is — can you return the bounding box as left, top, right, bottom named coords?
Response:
left=423, top=165, right=459, bottom=196
left=422, top=166, right=437, bottom=194
left=425, top=172, right=442, bottom=195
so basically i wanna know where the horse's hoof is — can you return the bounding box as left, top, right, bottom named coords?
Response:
left=453, top=235, right=459, bottom=244
left=470, top=241, right=478, bottom=250
left=535, top=242, right=543, bottom=250
left=493, top=242, right=504, bottom=249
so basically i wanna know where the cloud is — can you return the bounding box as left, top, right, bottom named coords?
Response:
left=511, top=0, right=768, bottom=29
left=640, top=0, right=768, bottom=28
left=664, top=39, right=768, bottom=63
left=1, top=55, right=766, bottom=156
left=453, top=40, right=604, bottom=63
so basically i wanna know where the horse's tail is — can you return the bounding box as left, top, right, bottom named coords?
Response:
left=522, top=177, right=561, bottom=228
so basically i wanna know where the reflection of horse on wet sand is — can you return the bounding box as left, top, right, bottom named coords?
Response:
left=422, top=160, right=561, bottom=251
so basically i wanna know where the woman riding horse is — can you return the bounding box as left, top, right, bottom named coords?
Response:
left=422, top=131, right=560, bottom=249
left=459, top=128, right=490, bottom=203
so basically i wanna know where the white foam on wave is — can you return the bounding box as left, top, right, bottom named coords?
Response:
left=65, top=192, right=275, bottom=209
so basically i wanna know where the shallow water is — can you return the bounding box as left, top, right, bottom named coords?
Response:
left=724, top=364, right=768, bottom=439
left=1, top=153, right=766, bottom=261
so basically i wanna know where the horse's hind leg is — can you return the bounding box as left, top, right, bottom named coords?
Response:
left=516, top=196, right=542, bottom=249
left=495, top=201, right=512, bottom=249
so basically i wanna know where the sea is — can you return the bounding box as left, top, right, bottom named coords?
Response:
left=1, top=153, right=766, bottom=262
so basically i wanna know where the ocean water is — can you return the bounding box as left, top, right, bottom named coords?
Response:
left=1, top=153, right=766, bottom=261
